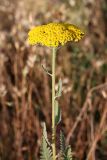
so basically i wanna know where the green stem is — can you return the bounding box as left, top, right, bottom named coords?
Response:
left=52, top=47, right=57, bottom=160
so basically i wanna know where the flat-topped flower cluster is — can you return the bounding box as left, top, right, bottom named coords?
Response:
left=28, top=23, right=84, bottom=47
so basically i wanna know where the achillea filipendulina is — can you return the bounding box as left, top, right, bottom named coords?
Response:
left=28, top=22, right=85, bottom=160
left=28, top=22, right=84, bottom=47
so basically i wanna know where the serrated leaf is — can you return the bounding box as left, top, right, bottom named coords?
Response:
left=42, top=123, right=51, bottom=146
left=59, top=132, right=72, bottom=160
left=40, top=136, right=52, bottom=160
left=40, top=123, right=52, bottom=160
left=64, top=146, right=72, bottom=160
left=60, top=131, right=66, bottom=156
left=55, top=100, right=61, bottom=125
left=56, top=79, right=62, bottom=98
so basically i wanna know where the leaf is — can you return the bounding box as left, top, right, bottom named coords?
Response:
left=54, top=79, right=62, bottom=125
left=40, top=136, right=52, bottom=160
left=59, top=132, right=73, bottom=160
left=56, top=79, right=62, bottom=98
left=60, top=131, right=66, bottom=156
left=42, top=123, right=51, bottom=146
left=64, top=146, right=72, bottom=160
left=40, top=123, right=52, bottom=160
left=55, top=100, right=61, bottom=125
left=59, top=131, right=66, bottom=160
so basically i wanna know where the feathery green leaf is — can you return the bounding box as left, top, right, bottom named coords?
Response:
left=40, top=123, right=52, bottom=160
left=64, top=146, right=72, bottom=160
left=59, top=131, right=72, bottom=160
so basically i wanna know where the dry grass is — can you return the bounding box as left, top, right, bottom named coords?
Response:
left=0, top=0, right=107, bottom=159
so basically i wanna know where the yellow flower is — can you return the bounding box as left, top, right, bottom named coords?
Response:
left=28, top=23, right=84, bottom=47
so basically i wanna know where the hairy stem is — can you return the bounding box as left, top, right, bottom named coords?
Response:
left=52, top=47, right=57, bottom=160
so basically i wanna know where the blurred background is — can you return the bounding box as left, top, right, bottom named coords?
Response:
left=0, top=0, right=107, bottom=159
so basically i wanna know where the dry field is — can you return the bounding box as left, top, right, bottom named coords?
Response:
left=0, top=0, right=107, bottom=159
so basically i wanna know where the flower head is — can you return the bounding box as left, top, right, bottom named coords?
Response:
left=28, top=23, right=84, bottom=47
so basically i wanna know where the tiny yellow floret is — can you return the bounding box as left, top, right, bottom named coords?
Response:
left=28, top=23, right=84, bottom=47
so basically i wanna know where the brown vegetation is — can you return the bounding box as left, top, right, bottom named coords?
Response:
left=0, top=0, right=107, bottom=159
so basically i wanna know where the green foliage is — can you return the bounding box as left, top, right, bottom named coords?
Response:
left=60, top=131, right=66, bottom=155
left=56, top=79, right=62, bottom=98
left=40, top=123, right=52, bottom=160
left=59, top=131, right=72, bottom=160
left=64, top=146, right=72, bottom=160
left=42, top=123, right=51, bottom=146
left=55, top=79, right=62, bottom=125
left=55, top=100, right=61, bottom=125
